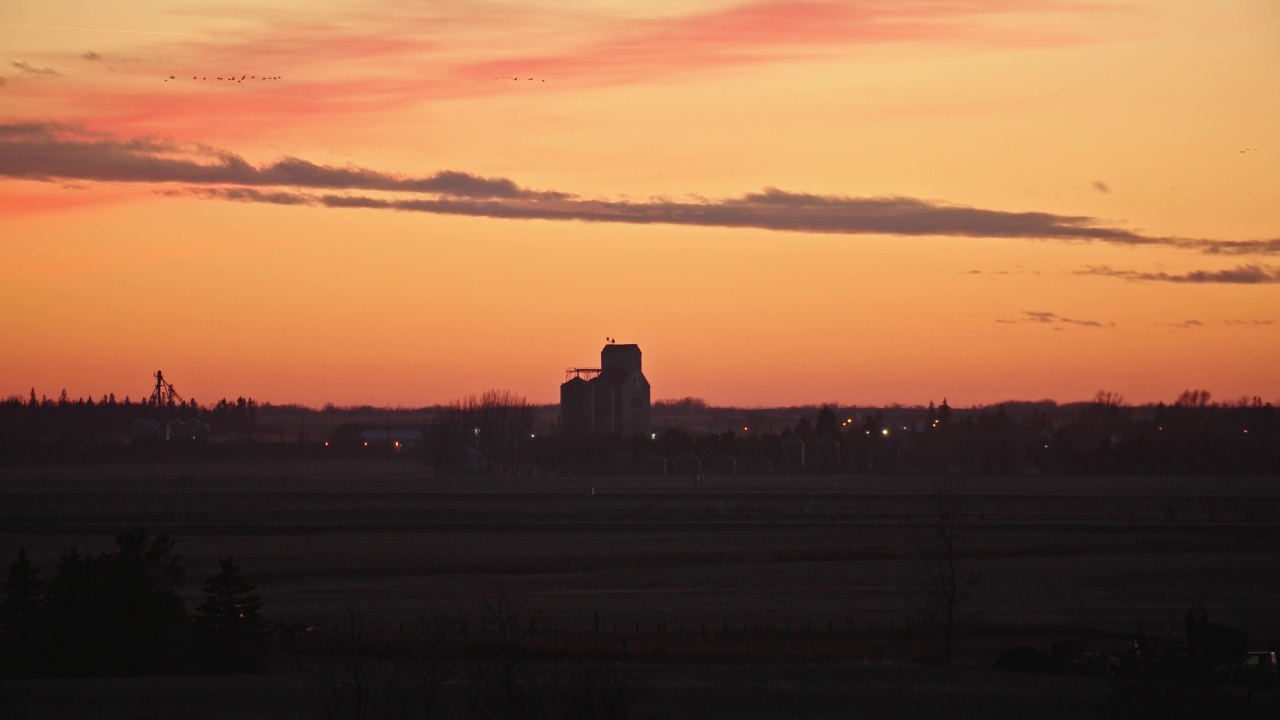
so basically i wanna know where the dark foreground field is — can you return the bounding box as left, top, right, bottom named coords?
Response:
left=2, top=458, right=1279, bottom=718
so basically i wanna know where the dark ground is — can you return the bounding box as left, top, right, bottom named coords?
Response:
left=2, top=458, right=1279, bottom=718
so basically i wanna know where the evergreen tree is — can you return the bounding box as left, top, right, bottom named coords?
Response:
left=192, top=557, right=268, bottom=673
left=43, top=531, right=188, bottom=676
left=42, top=550, right=96, bottom=676
left=815, top=405, right=840, bottom=439
left=938, top=398, right=953, bottom=426
left=793, top=417, right=815, bottom=443
left=107, top=530, right=188, bottom=673
left=0, top=547, right=45, bottom=676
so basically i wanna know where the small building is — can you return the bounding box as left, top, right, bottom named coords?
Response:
left=672, top=452, right=702, bottom=476
left=641, top=452, right=668, bottom=475
left=704, top=452, right=737, bottom=475
left=611, top=450, right=639, bottom=475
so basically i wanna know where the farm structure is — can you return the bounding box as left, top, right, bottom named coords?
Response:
left=560, top=342, right=651, bottom=436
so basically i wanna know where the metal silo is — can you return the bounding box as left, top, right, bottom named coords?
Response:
left=165, top=418, right=187, bottom=443
left=559, top=376, right=594, bottom=433
left=132, top=419, right=161, bottom=445
left=777, top=432, right=805, bottom=474
left=189, top=419, right=211, bottom=444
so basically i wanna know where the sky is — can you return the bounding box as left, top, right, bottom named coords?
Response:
left=2, top=0, right=1278, bottom=409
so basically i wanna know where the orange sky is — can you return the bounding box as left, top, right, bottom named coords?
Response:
left=2, top=0, right=1278, bottom=408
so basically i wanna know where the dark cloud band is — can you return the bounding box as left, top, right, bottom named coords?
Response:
left=0, top=123, right=563, bottom=200
left=4, top=123, right=1278, bottom=255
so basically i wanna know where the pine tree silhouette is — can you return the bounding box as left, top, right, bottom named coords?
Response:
left=192, top=557, right=268, bottom=673
left=1, top=547, right=46, bottom=676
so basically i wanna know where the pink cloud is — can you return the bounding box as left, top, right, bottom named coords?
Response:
left=9, top=1, right=1112, bottom=141
left=456, top=0, right=1108, bottom=84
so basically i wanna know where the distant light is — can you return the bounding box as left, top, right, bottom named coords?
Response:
left=1243, top=429, right=1249, bottom=434
left=1044, top=444, right=1049, bottom=449
left=881, top=429, right=889, bottom=436
left=651, top=433, right=656, bottom=440
left=845, top=418, right=852, bottom=423
left=530, top=433, right=536, bottom=438
left=324, top=441, right=329, bottom=447
left=363, top=441, right=368, bottom=447
left=743, top=426, right=748, bottom=432
left=865, top=431, right=870, bottom=435
left=473, top=427, right=480, bottom=436
left=394, top=441, right=401, bottom=448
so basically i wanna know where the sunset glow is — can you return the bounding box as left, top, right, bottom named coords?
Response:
left=3, top=0, right=1278, bottom=407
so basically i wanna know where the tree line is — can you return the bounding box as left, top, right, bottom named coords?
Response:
left=0, top=391, right=258, bottom=457
left=512, top=391, right=1277, bottom=477
left=0, top=531, right=269, bottom=677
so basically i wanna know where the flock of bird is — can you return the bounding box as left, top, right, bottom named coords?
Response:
left=164, top=74, right=283, bottom=82
left=165, top=74, right=547, bottom=83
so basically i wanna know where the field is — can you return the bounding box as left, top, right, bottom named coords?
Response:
left=2, top=458, right=1279, bottom=718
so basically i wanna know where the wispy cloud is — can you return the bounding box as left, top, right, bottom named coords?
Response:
left=10, top=60, right=59, bottom=76
left=996, top=311, right=1113, bottom=329
left=1074, top=264, right=1280, bottom=283
left=965, top=268, right=1041, bottom=276
left=456, top=0, right=1101, bottom=86
left=1159, top=318, right=1275, bottom=331
left=1091, top=180, right=1110, bottom=194
left=5, top=122, right=1278, bottom=255
left=82, top=52, right=104, bottom=62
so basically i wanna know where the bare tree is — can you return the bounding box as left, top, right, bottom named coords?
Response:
left=384, top=615, right=458, bottom=720
left=466, top=588, right=544, bottom=720
left=312, top=610, right=385, bottom=720
left=911, top=478, right=984, bottom=664
left=432, top=391, right=537, bottom=476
